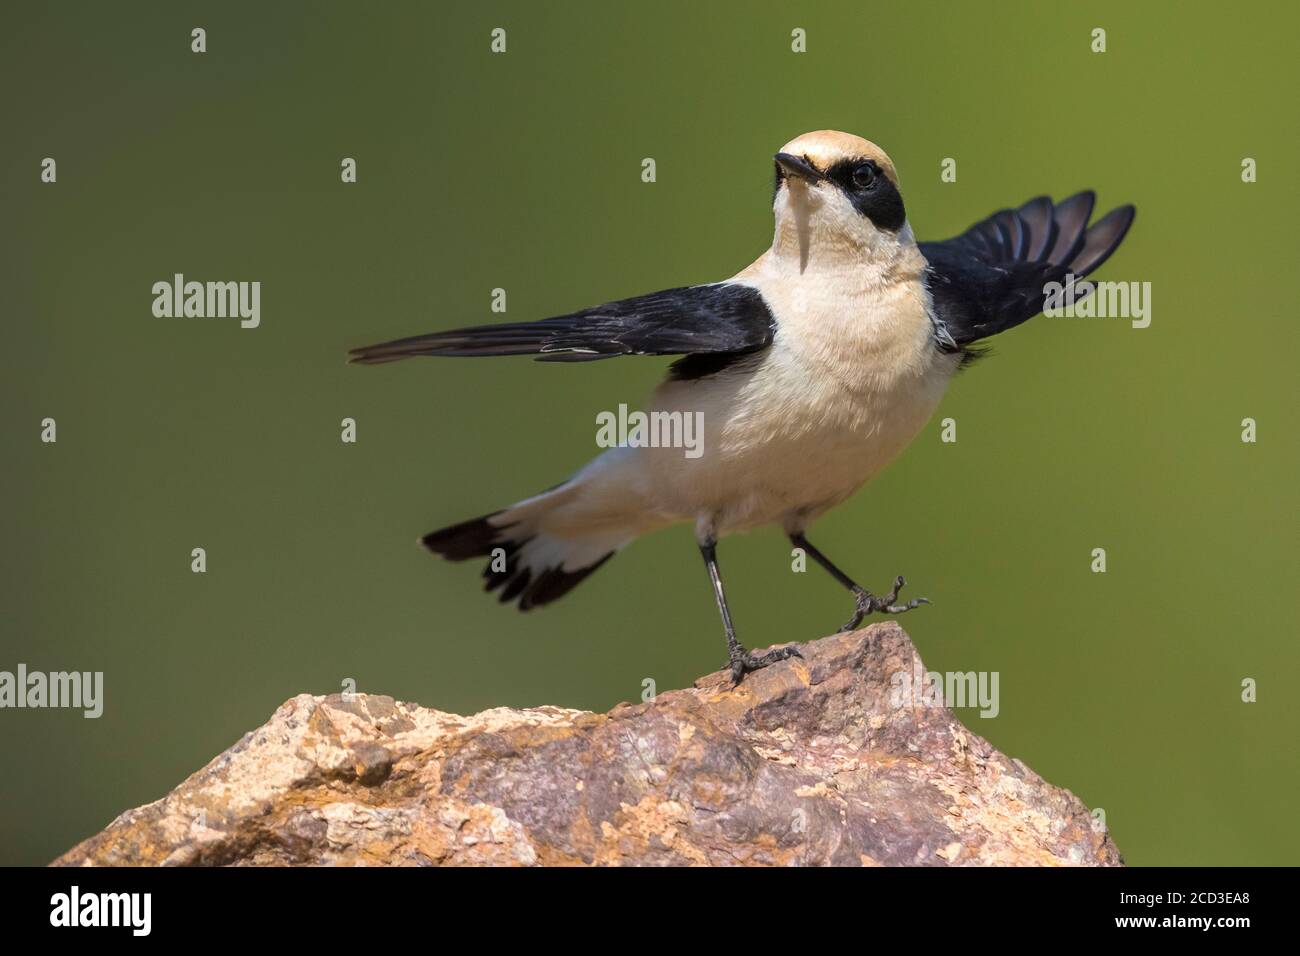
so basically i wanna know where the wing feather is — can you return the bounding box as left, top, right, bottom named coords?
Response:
left=349, top=283, right=775, bottom=369
left=920, top=192, right=1135, bottom=353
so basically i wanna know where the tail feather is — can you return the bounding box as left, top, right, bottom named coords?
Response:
left=420, top=512, right=509, bottom=560
left=420, top=490, right=622, bottom=611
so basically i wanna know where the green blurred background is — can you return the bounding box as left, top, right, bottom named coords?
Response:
left=2, top=1, right=1296, bottom=866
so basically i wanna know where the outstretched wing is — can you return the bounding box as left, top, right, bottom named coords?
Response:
left=919, top=192, right=1135, bottom=351
left=348, top=283, right=775, bottom=368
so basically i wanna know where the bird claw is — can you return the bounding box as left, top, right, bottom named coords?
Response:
left=727, top=645, right=803, bottom=685
left=838, top=575, right=930, bottom=632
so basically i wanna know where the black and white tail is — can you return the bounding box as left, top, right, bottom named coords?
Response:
left=419, top=465, right=636, bottom=611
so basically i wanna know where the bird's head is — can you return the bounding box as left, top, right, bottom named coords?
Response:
left=770, top=130, right=913, bottom=271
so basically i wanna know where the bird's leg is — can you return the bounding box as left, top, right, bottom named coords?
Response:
left=699, top=538, right=801, bottom=684
left=790, top=532, right=929, bottom=632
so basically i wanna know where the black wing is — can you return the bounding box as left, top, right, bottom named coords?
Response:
left=919, top=192, right=1135, bottom=353
left=348, top=283, right=775, bottom=368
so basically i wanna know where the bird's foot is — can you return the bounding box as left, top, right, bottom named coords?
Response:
left=727, top=644, right=802, bottom=685
left=838, top=576, right=929, bottom=632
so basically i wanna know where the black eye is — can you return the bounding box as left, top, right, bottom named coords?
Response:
left=852, top=162, right=877, bottom=190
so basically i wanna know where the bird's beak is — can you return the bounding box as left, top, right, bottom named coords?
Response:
left=775, top=152, right=824, bottom=184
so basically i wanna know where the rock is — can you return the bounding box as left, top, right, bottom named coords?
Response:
left=52, top=623, right=1121, bottom=866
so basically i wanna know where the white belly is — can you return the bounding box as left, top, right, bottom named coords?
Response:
left=546, top=245, right=958, bottom=543
left=642, top=282, right=957, bottom=534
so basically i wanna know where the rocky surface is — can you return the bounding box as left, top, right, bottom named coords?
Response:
left=54, top=622, right=1120, bottom=866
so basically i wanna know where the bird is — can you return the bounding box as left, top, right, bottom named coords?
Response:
left=349, top=130, right=1135, bottom=684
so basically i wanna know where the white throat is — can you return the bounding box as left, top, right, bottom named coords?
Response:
left=770, top=181, right=921, bottom=284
